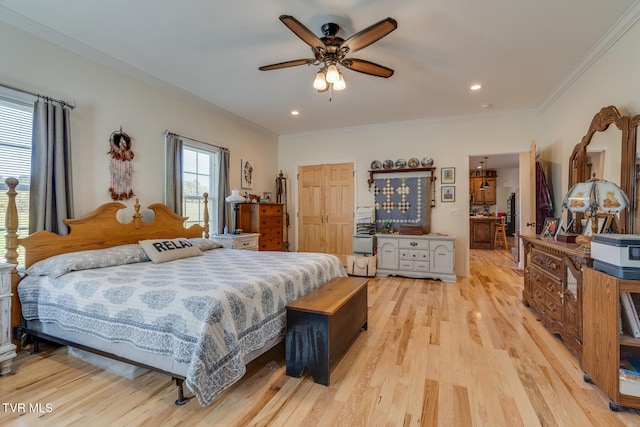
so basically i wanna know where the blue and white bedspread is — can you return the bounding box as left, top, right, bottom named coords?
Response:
left=18, top=249, right=346, bottom=406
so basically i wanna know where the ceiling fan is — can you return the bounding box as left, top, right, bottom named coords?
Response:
left=259, top=15, right=398, bottom=92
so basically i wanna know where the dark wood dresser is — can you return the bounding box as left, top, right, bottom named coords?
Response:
left=237, top=203, right=284, bottom=251
left=521, top=235, right=592, bottom=363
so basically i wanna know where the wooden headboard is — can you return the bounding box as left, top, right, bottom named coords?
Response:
left=4, top=177, right=209, bottom=339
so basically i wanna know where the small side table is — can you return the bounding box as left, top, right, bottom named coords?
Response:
left=0, top=262, right=17, bottom=375
left=210, top=233, right=260, bottom=251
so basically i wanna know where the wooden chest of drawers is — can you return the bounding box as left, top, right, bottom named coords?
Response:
left=521, top=235, right=591, bottom=362
left=237, top=203, right=284, bottom=251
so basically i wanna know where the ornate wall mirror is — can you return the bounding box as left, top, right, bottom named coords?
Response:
left=631, top=114, right=640, bottom=233
left=567, top=106, right=631, bottom=233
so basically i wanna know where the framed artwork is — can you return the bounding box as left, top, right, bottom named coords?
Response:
left=441, top=167, right=455, bottom=184
left=541, top=217, right=560, bottom=237
left=241, top=159, right=253, bottom=189
left=441, top=185, right=455, bottom=202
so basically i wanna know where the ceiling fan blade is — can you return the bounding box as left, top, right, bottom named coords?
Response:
left=279, top=15, right=326, bottom=50
left=341, top=58, right=394, bottom=78
left=341, top=17, right=397, bottom=54
left=259, top=58, right=315, bottom=71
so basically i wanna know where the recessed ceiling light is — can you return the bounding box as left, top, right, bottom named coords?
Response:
left=470, top=84, right=482, bottom=91
left=291, top=110, right=299, bottom=116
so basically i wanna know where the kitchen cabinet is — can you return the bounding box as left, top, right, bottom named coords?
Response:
left=469, top=216, right=501, bottom=249
left=470, top=176, right=496, bottom=205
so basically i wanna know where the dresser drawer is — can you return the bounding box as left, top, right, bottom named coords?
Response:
left=230, top=234, right=259, bottom=250
left=399, top=260, right=429, bottom=272
left=398, top=238, right=429, bottom=251
left=543, top=294, right=563, bottom=322
left=530, top=265, right=562, bottom=300
left=260, top=216, right=283, bottom=228
left=399, top=250, right=429, bottom=262
left=260, top=227, right=282, bottom=239
left=259, top=238, right=283, bottom=251
left=531, top=248, right=563, bottom=278
left=259, top=204, right=283, bottom=216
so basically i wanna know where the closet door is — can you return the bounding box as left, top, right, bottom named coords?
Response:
left=324, top=163, right=354, bottom=262
left=298, top=163, right=354, bottom=264
left=298, top=165, right=325, bottom=253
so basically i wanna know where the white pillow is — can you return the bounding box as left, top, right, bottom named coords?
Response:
left=139, top=238, right=203, bottom=263
left=26, top=244, right=150, bottom=278
left=188, top=238, right=223, bottom=251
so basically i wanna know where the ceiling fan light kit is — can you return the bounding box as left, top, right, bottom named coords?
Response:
left=259, top=15, right=397, bottom=96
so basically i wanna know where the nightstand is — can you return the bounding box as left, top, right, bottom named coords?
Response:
left=210, top=233, right=260, bottom=251
left=0, top=262, right=17, bottom=375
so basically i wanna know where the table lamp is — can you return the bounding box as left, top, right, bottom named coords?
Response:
left=561, top=176, right=629, bottom=252
left=225, top=189, right=245, bottom=234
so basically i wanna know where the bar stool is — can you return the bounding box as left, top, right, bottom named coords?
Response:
left=494, top=216, right=509, bottom=250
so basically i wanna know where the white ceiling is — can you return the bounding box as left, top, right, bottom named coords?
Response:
left=1, top=1, right=639, bottom=137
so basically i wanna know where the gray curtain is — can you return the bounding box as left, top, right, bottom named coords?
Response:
left=165, top=133, right=183, bottom=215
left=218, top=149, right=230, bottom=234
left=29, top=99, right=74, bottom=235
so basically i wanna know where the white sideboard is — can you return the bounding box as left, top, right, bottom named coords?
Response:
left=0, top=262, right=17, bottom=375
left=376, top=234, right=456, bottom=283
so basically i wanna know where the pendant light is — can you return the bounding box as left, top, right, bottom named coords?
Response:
left=480, top=156, right=490, bottom=189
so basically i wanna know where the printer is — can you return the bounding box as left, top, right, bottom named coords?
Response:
left=591, top=234, right=640, bottom=279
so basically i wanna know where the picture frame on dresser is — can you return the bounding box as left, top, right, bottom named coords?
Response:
left=541, top=217, right=560, bottom=237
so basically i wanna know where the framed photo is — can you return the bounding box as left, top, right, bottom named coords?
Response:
left=441, top=185, right=455, bottom=202
left=262, top=191, right=272, bottom=202
left=441, top=167, right=455, bottom=184
left=241, top=159, right=253, bottom=189
left=541, top=217, right=560, bottom=237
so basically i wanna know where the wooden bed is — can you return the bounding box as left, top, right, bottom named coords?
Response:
left=3, top=177, right=346, bottom=406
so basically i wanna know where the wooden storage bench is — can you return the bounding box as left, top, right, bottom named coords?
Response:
left=285, top=276, right=368, bottom=385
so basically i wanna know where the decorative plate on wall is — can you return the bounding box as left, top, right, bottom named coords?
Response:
left=383, top=159, right=394, bottom=170
left=371, top=160, right=382, bottom=170
left=395, top=158, right=407, bottom=168
left=407, top=158, right=420, bottom=168
left=421, top=157, right=434, bottom=167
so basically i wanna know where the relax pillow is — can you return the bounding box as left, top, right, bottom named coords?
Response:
left=26, top=244, right=150, bottom=278
left=139, top=238, right=203, bottom=263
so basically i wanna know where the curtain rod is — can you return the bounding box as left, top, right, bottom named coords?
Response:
left=0, top=82, right=76, bottom=109
left=164, top=130, right=229, bottom=151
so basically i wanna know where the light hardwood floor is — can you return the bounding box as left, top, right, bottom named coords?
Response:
left=2, top=249, right=640, bottom=426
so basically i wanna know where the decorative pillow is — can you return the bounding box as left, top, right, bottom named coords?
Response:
left=188, top=238, right=223, bottom=251
left=139, top=238, right=204, bottom=263
left=26, top=244, right=150, bottom=278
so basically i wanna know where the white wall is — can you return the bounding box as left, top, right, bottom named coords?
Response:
left=279, top=113, right=544, bottom=277
left=278, top=18, right=640, bottom=278
left=544, top=18, right=640, bottom=216
left=0, top=22, right=279, bottom=221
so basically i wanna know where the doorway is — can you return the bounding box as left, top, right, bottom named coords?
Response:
left=468, top=151, right=533, bottom=265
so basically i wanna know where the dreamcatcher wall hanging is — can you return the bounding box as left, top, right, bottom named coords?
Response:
left=107, top=127, right=135, bottom=200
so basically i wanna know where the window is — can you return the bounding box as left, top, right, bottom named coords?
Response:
left=0, top=97, right=33, bottom=263
left=182, top=142, right=221, bottom=230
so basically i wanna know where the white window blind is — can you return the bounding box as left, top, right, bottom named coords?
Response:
left=182, top=142, right=220, bottom=230
left=0, top=97, right=33, bottom=263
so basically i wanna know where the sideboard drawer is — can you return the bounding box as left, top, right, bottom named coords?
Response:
left=531, top=247, right=563, bottom=278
